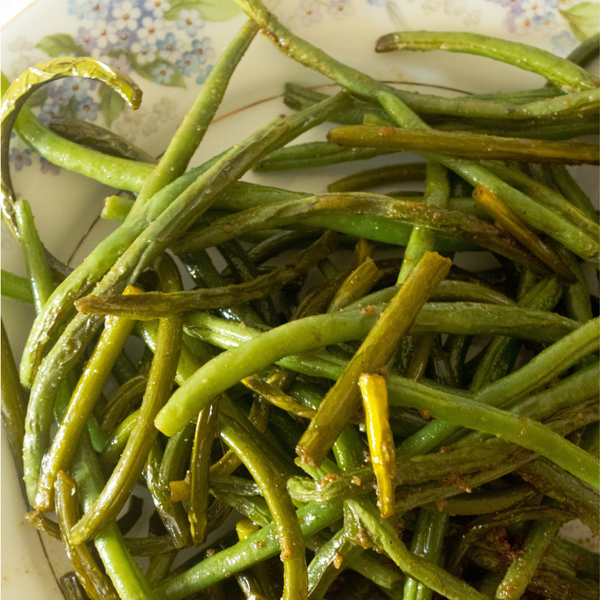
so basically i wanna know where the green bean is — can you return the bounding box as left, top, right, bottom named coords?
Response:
left=436, top=113, right=600, bottom=140
left=1, top=269, right=33, bottom=303
left=235, top=0, right=599, bottom=261
left=1, top=72, right=152, bottom=192
left=327, top=125, right=600, bottom=165
left=480, top=160, right=600, bottom=241
left=517, top=458, right=600, bottom=533
left=71, top=434, right=159, bottom=600
left=304, top=253, right=451, bottom=467
left=69, top=257, right=183, bottom=544
left=100, top=410, right=137, bottom=471
left=422, top=483, right=537, bottom=516
left=496, top=517, right=562, bottom=600
left=402, top=509, right=448, bottom=600
left=33, top=286, right=141, bottom=510
left=348, top=497, right=487, bottom=600
left=248, top=230, right=322, bottom=268
left=217, top=238, right=279, bottom=326
left=218, top=411, right=308, bottom=600
left=172, top=193, right=549, bottom=273
left=446, top=505, right=575, bottom=576
left=180, top=249, right=263, bottom=327
left=547, top=164, right=597, bottom=219
left=77, top=230, right=338, bottom=318
left=1, top=320, right=27, bottom=476
left=132, top=20, right=258, bottom=212
left=306, top=516, right=366, bottom=600
left=469, top=275, right=564, bottom=391
left=1, top=58, right=142, bottom=238
left=474, top=186, right=575, bottom=281
left=55, top=471, right=120, bottom=600
left=555, top=247, right=593, bottom=323
left=567, top=31, right=600, bottom=67
left=14, top=200, right=56, bottom=312
left=101, top=375, right=147, bottom=435
left=189, top=399, right=220, bottom=545
left=375, top=30, right=599, bottom=91
left=146, top=552, right=177, bottom=589
left=144, top=442, right=191, bottom=549
left=397, top=316, right=599, bottom=456
left=327, top=257, right=383, bottom=313
left=243, top=376, right=315, bottom=419
left=22, top=91, right=348, bottom=389
left=328, top=162, right=426, bottom=192
left=286, top=79, right=566, bottom=121
left=398, top=163, right=449, bottom=283
left=405, top=334, right=435, bottom=382
left=254, top=141, right=394, bottom=171
left=26, top=509, right=61, bottom=539
left=551, top=536, right=600, bottom=577
left=284, top=83, right=599, bottom=138
left=49, top=117, right=157, bottom=163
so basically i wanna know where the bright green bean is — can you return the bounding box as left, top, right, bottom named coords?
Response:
left=375, top=30, right=599, bottom=91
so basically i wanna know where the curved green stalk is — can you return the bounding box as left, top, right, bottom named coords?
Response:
left=375, top=30, right=599, bottom=91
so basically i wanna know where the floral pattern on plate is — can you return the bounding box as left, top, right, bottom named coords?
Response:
left=4, top=0, right=597, bottom=175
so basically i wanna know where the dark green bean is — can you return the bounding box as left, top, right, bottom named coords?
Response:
left=328, top=162, right=426, bottom=192
left=217, top=238, right=279, bottom=326
left=172, top=193, right=549, bottom=274
left=496, top=516, right=562, bottom=600
left=217, top=411, right=308, bottom=600
left=402, top=509, right=448, bottom=600
left=145, top=442, right=191, bottom=549
left=101, top=375, right=147, bottom=436
left=1, top=320, right=27, bottom=476
left=55, top=470, right=120, bottom=600
left=77, top=230, right=338, bottom=318
left=69, top=257, right=183, bottom=544
left=189, top=399, right=220, bottom=545
left=33, top=286, right=141, bottom=510
left=328, top=125, right=599, bottom=165
left=517, top=458, right=600, bottom=533
left=1, top=269, right=33, bottom=304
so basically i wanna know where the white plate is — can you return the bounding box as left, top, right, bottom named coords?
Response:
left=2, top=0, right=598, bottom=598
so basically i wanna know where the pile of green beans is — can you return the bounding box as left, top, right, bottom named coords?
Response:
left=1, top=5, right=598, bottom=600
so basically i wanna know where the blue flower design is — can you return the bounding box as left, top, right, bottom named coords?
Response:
left=157, top=31, right=180, bottom=60
left=75, top=26, right=98, bottom=52
left=9, top=147, right=32, bottom=171
left=176, top=8, right=204, bottom=37
left=551, top=30, right=577, bottom=55
left=366, top=0, right=385, bottom=6
left=152, top=62, right=176, bottom=84
left=38, top=102, right=64, bottom=125
left=40, top=157, right=61, bottom=175
left=62, top=77, right=95, bottom=101
left=190, top=37, right=215, bottom=65
left=176, top=51, right=200, bottom=76
left=76, top=96, right=100, bottom=121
